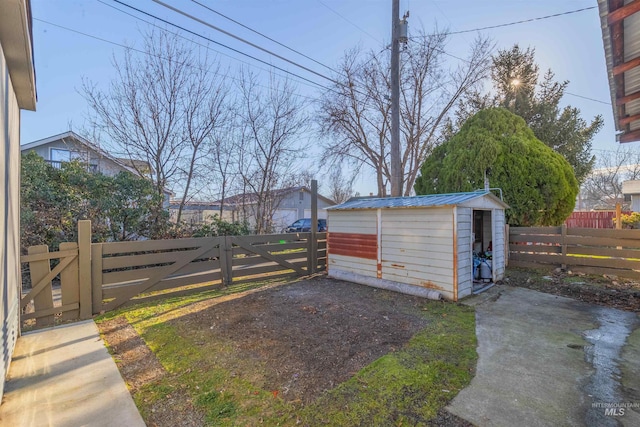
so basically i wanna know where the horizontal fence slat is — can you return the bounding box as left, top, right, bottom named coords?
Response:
left=20, top=303, right=80, bottom=321
left=565, top=236, right=640, bottom=249
left=103, top=251, right=187, bottom=270
left=509, top=260, right=560, bottom=270
left=565, top=228, right=640, bottom=239
left=233, top=263, right=297, bottom=278
left=565, top=255, right=640, bottom=270
left=509, top=244, right=562, bottom=254
left=509, top=234, right=562, bottom=244
left=102, top=258, right=222, bottom=285
left=101, top=237, right=220, bottom=255
left=510, top=253, right=563, bottom=264
left=236, top=233, right=310, bottom=244
left=20, top=249, right=78, bottom=264
left=510, top=226, right=562, bottom=234
left=568, top=246, right=640, bottom=259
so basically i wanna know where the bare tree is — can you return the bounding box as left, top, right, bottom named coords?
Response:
left=326, top=165, right=354, bottom=204
left=318, top=31, right=493, bottom=196
left=236, top=71, right=309, bottom=234
left=82, top=29, right=231, bottom=225
left=580, top=147, right=640, bottom=210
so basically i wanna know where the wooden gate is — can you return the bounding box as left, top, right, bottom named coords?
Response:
left=19, top=221, right=93, bottom=328
left=92, top=231, right=326, bottom=313
left=20, top=220, right=326, bottom=325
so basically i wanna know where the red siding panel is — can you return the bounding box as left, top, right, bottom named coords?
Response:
left=328, top=232, right=377, bottom=260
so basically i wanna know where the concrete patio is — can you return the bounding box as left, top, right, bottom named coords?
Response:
left=0, top=320, right=144, bottom=427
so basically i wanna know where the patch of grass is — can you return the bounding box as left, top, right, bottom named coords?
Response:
left=300, top=302, right=477, bottom=426
left=99, top=282, right=477, bottom=426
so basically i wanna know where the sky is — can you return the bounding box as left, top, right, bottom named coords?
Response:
left=22, top=0, right=621, bottom=197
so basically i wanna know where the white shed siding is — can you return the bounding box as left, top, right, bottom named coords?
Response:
left=380, top=208, right=454, bottom=299
left=328, top=254, right=378, bottom=278
left=328, top=210, right=377, bottom=235
left=456, top=207, right=473, bottom=299
left=493, top=209, right=506, bottom=280
left=0, top=42, right=22, bottom=401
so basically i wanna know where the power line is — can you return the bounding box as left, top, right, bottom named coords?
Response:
left=32, top=17, right=321, bottom=103
left=110, top=0, right=331, bottom=91
left=189, top=0, right=336, bottom=73
left=96, top=0, right=326, bottom=93
left=152, top=0, right=336, bottom=84
left=565, top=92, right=611, bottom=106
left=447, top=6, right=597, bottom=35
left=316, top=0, right=381, bottom=44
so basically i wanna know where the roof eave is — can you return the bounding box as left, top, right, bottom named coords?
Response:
left=0, top=0, right=36, bottom=111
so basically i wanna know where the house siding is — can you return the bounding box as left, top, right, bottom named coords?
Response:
left=380, top=208, right=455, bottom=300
left=456, top=207, right=473, bottom=299
left=24, top=139, right=126, bottom=176
left=493, top=209, right=506, bottom=280
left=0, top=40, right=22, bottom=402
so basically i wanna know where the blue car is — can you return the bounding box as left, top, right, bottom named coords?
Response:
left=285, top=218, right=327, bottom=233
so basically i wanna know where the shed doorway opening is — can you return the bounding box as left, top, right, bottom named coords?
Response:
left=472, top=209, right=494, bottom=293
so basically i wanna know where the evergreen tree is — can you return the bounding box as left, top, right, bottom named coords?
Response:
left=415, top=108, right=578, bottom=226
left=454, top=45, right=603, bottom=183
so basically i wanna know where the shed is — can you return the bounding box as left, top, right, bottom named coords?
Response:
left=326, top=191, right=509, bottom=301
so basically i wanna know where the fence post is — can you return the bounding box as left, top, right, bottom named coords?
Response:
left=78, top=220, right=92, bottom=320
left=310, top=180, right=318, bottom=274
left=220, top=236, right=233, bottom=286
left=505, top=224, right=509, bottom=267
left=91, top=243, right=103, bottom=314
left=561, top=224, right=567, bottom=270
left=616, top=202, right=622, bottom=230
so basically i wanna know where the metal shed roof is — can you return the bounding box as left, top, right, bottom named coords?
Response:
left=327, top=191, right=508, bottom=211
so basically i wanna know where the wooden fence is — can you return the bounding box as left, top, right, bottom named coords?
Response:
left=20, top=220, right=327, bottom=328
left=564, top=211, right=631, bottom=229
left=509, top=226, right=640, bottom=279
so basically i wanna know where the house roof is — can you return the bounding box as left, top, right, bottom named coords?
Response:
left=216, top=186, right=336, bottom=206
left=21, top=131, right=141, bottom=175
left=598, top=0, right=640, bottom=143
left=168, top=201, right=233, bottom=211
left=0, top=0, right=36, bottom=110
left=327, top=191, right=509, bottom=211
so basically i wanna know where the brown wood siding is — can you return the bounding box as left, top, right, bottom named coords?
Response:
left=329, top=232, right=377, bottom=260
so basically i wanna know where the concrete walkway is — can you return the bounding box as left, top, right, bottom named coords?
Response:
left=0, top=320, right=145, bottom=427
left=448, top=285, right=640, bottom=427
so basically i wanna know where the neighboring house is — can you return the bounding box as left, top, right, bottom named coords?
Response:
left=1, top=0, right=37, bottom=402
left=217, top=186, right=336, bottom=232
left=576, top=164, right=640, bottom=211
left=21, top=131, right=172, bottom=207
left=169, top=201, right=234, bottom=225
left=622, top=180, right=640, bottom=211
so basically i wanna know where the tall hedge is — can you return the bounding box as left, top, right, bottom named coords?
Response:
left=414, top=108, right=578, bottom=226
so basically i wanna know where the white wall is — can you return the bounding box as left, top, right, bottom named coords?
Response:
left=327, top=209, right=377, bottom=277
left=492, top=209, right=506, bottom=280
left=456, top=207, right=473, bottom=299
left=0, top=41, right=22, bottom=401
left=380, top=208, right=455, bottom=300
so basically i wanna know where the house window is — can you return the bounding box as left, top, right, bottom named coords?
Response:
left=50, top=148, right=82, bottom=162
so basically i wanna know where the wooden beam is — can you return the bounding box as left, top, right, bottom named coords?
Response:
left=618, top=112, right=640, bottom=126
left=610, top=0, right=627, bottom=127
left=613, top=56, right=640, bottom=76
left=619, top=128, right=640, bottom=143
left=608, top=0, right=640, bottom=24
left=617, top=89, right=640, bottom=105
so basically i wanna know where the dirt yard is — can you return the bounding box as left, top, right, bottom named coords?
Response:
left=99, top=277, right=475, bottom=426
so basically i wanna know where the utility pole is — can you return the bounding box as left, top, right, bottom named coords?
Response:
left=390, top=0, right=401, bottom=197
